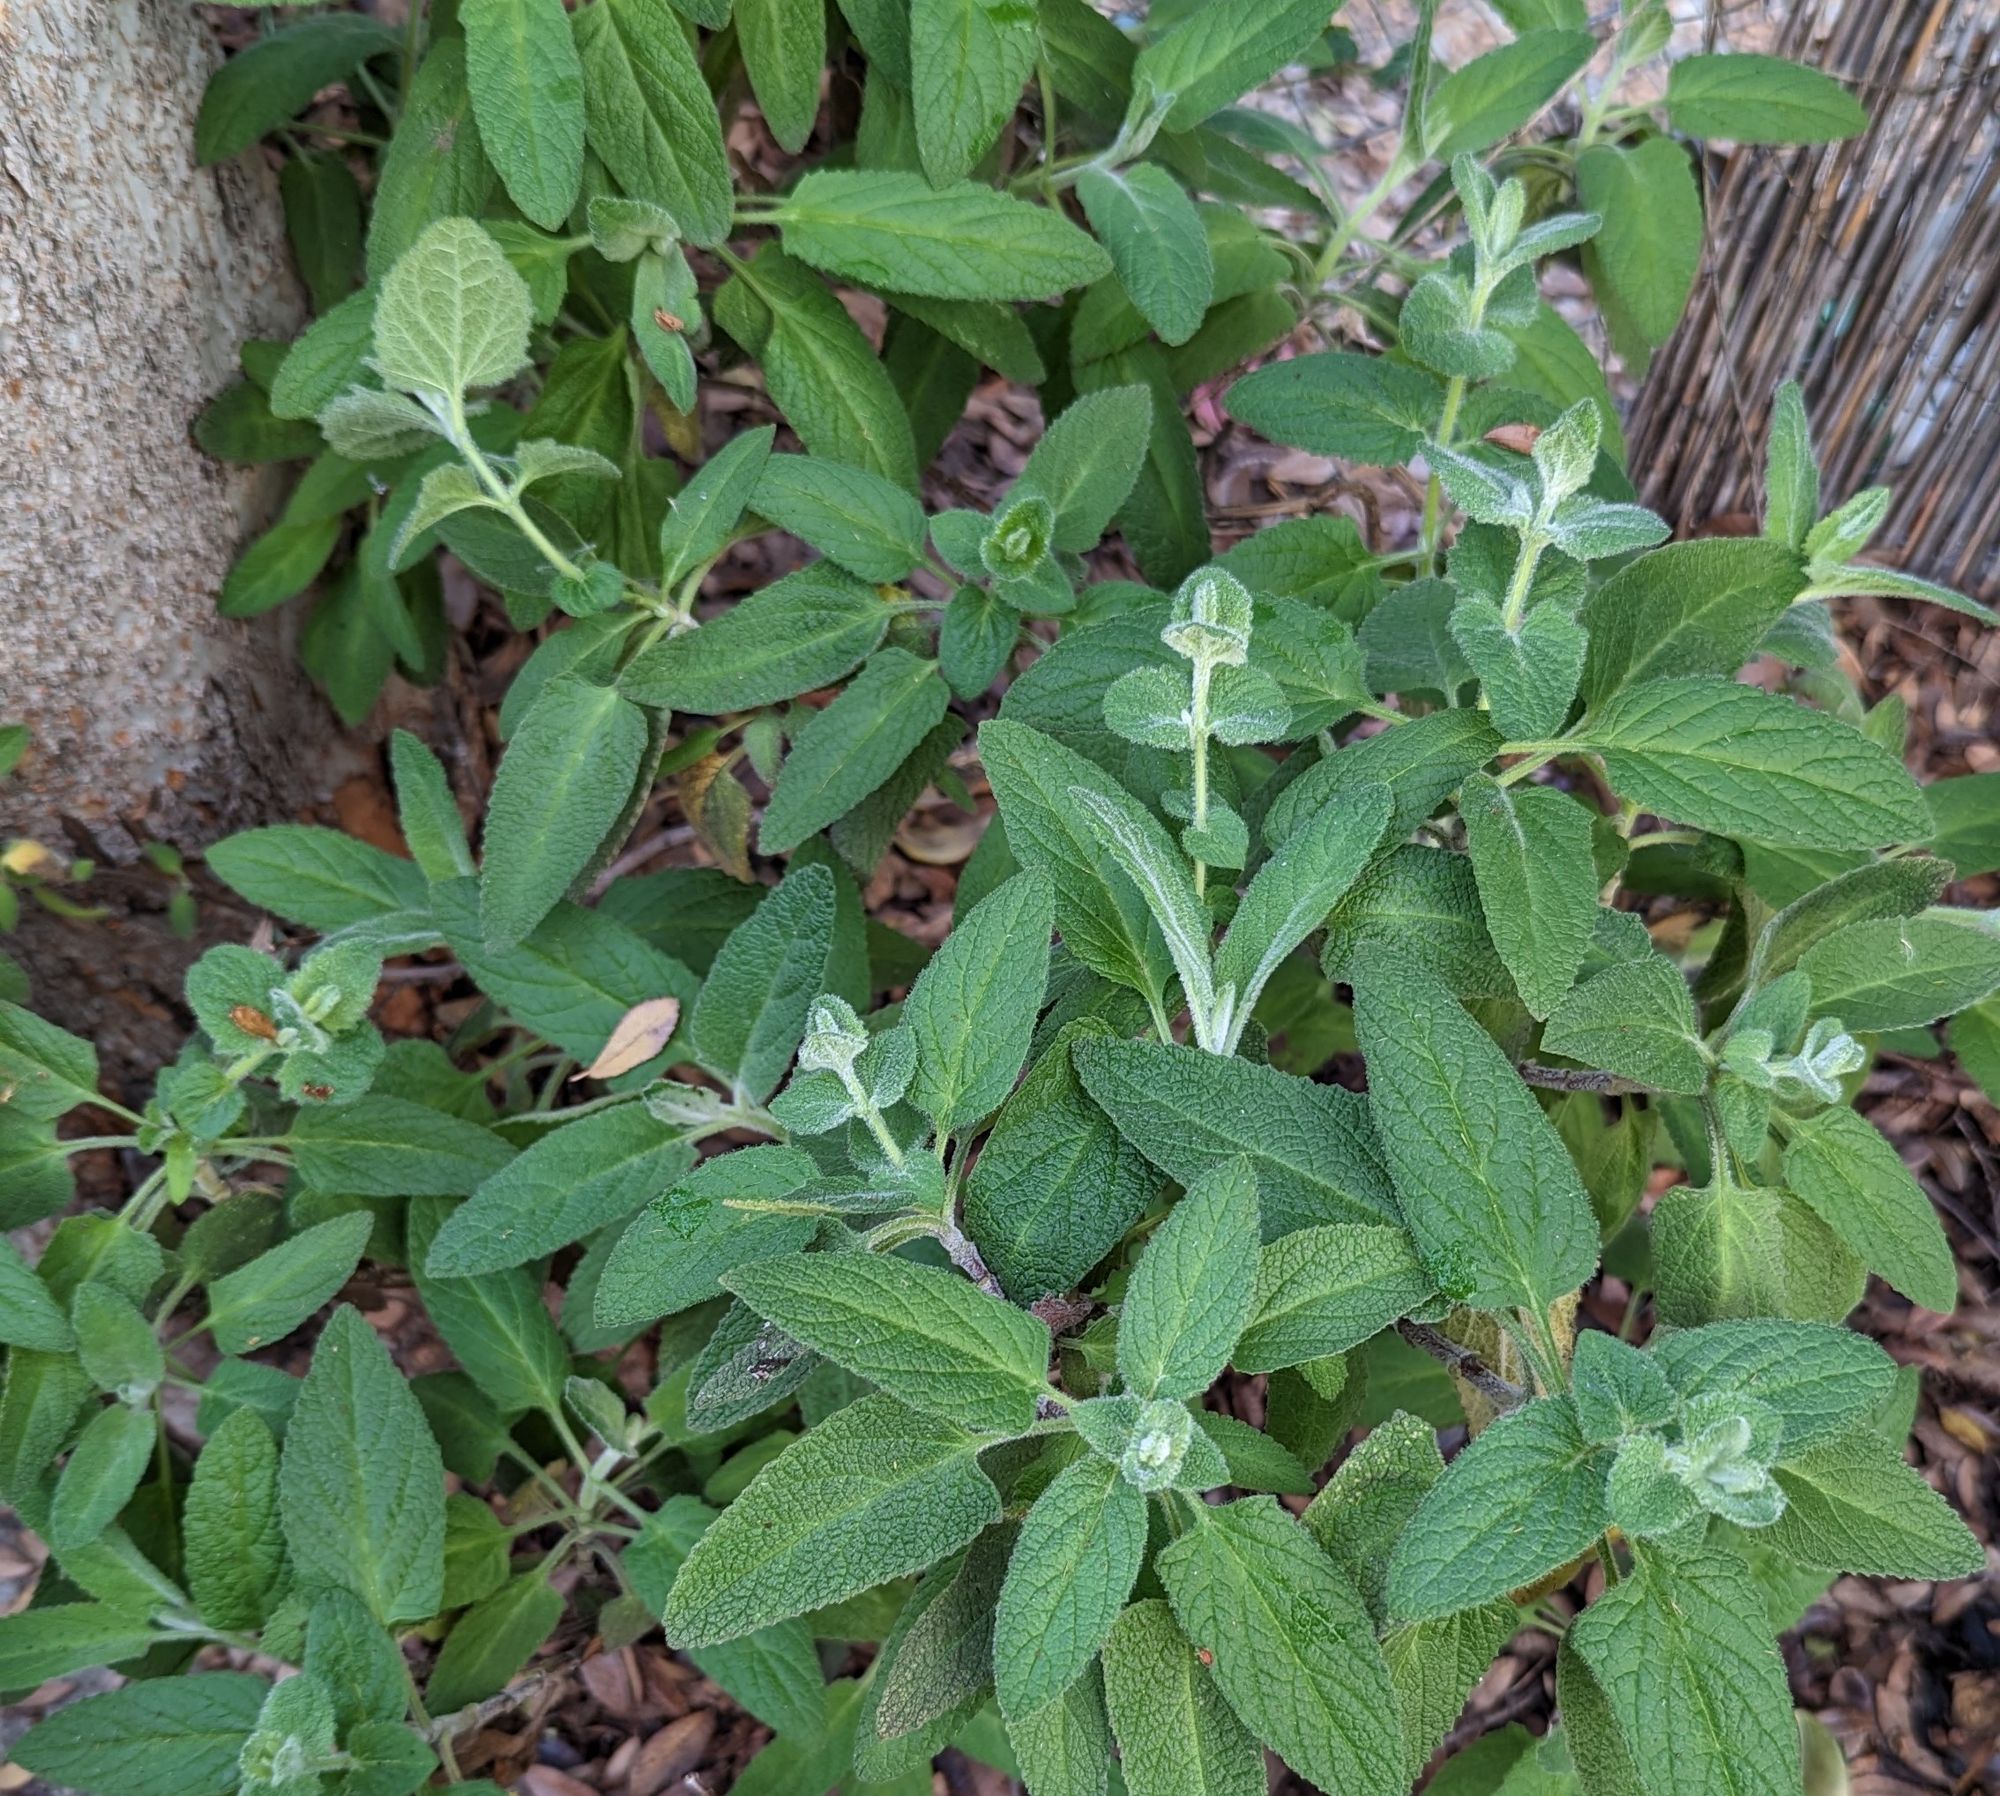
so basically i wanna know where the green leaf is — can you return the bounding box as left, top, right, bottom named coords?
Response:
left=1214, top=782, right=1391, bottom=1027
left=183, top=1408, right=285, bottom=1633
left=479, top=675, right=648, bottom=950
left=723, top=1252, right=1051, bottom=1434
left=1667, top=52, right=1867, bottom=144
left=963, top=1020, right=1163, bottom=1301
left=1382, top=1604, right=1521, bottom=1783
left=573, top=0, right=734, bottom=246
left=1765, top=1434, right=1982, bottom=1578
left=0, top=1603, right=164, bottom=1690
left=278, top=1305, right=445, bottom=1625
left=1076, top=1035, right=1397, bottom=1237
left=1796, top=915, right=2000, bottom=1031
left=1074, top=164, right=1212, bottom=347
left=195, top=14, right=397, bottom=163
left=1568, top=1332, right=1675, bottom=1445
left=1119, top=1156, right=1260, bottom=1400
left=626, top=567, right=893, bottom=713
left=0, top=1238, right=73, bottom=1352
left=1101, top=1598, right=1264, bottom=1796
left=0, top=1002, right=100, bottom=1121
left=1448, top=597, right=1586, bottom=742
left=691, top=863, right=837, bottom=1103
left=73, top=1286, right=165, bottom=1405
left=904, top=869, right=1051, bottom=1130
left=760, top=649, right=951, bottom=854
left=1014, top=386, right=1154, bottom=553
left=408, top=1197, right=571, bottom=1417
left=1137, top=0, right=1338, bottom=131
left=1460, top=775, right=1599, bottom=1020
left=372, top=218, right=533, bottom=404
left=1761, top=380, right=1820, bottom=551
left=426, top=1573, right=564, bottom=1712
left=1007, top=1660, right=1114, bottom=1796
left=736, top=0, right=826, bottom=153
left=1387, top=1398, right=1610, bottom=1621
left=215, top=516, right=341, bottom=618
left=382, top=733, right=471, bottom=886
left=714, top=246, right=919, bottom=488
left=1225, top=352, right=1443, bottom=465
left=205, top=1212, right=373, bottom=1356
left=1924, top=772, right=2000, bottom=878
left=979, top=720, right=1175, bottom=1014
left=11, top=1674, right=266, bottom=1796
left=994, top=1456, right=1146, bottom=1718
left=436, top=880, right=698, bottom=1067
left=779, top=171, right=1111, bottom=303
left=292, top=1093, right=512, bottom=1197
left=595, top=1151, right=819, bottom=1329
left=1780, top=1107, right=1957, bottom=1311
left=1353, top=949, right=1599, bottom=1312
left=1576, top=138, right=1701, bottom=368
left=1263, top=708, right=1503, bottom=847
left=426, top=1104, right=693, bottom=1277
left=365, top=45, right=493, bottom=280
left=1568, top=1546, right=1802, bottom=1796
left=752, top=455, right=926, bottom=583
left=909, top=0, right=1040, bottom=184
left=1542, top=955, right=1708, bottom=1094
left=1234, top=1225, right=1437, bottom=1374
left=1158, top=1496, right=1404, bottom=1796
left=662, top=1394, right=1000, bottom=1646
left=1580, top=538, right=1807, bottom=706
left=1651, top=1319, right=1896, bottom=1452
left=50, top=1404, right=156, bottom=1551
left=1746, top=856, right=1954, bottom=988
left=1426, top=29, right=1595, bottom=160
left=1579, top=677, right=1929, bottom=851
left=1301, top=1408, right=1444, bottom=1623
left=461, top=0, right=585, bottom=228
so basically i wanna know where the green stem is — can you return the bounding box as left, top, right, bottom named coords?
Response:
left=403, top=1656, right=462, bottom=1783
left=833, top=1060, right=904, bottom=1167
left=448, top=399, right=588, bottom=585
left=1314, top=158, right=1405, bottom=285
left=1188, top=662, right=1212, bottom=898
left=1500, top=533, right=1546, bottom=632
left=1420, top=376, right=1469, bottom=570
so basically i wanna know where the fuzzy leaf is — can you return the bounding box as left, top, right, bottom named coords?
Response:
left=1568, top=1545, right=1802, bottom=1796
left=1460, top=775, right=1600, bottom=1020
left=1119, top=1157, right=1260, bottom=1400
left=1158, top=1497, right=1404, bottom=1796
left=1075, top=1035, right=1397, bottom=1238
left=462, top=0, right=585, bottom=228
left=1354, top=950, right=1599, bottom=1311
left=1781, top=1107, right=1957, bottom=1312
left=723, top=1252, right=1051, bottom=1434
left=691, top=864, right=837, bottom=1103
left=278, top=1306, right=445, bottom=1625
left=1580, top=677, right=1929, bottom=851
left=1542, top=955, right=1708, bottom=1094
left=994, top=1456, right=1147, bottom=1718
left=904, top=869, right=1052, bottom=1130
left=781, top=171, right=1111, bottom=302
left=1234, top=1225, right=1437, bottom=1374
left=909, top=0, right=1040, bottom=184
left=1765, top=1435, right=1982, bottom=1578
left=662, top=1394, right=1000, bottom=1646
left=1387, top=1397, right=1610, bottom=1621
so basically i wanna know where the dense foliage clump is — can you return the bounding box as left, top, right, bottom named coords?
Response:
left=4, top=4, right=1994, bottom=1795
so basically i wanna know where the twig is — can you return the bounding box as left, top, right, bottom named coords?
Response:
left=1397, top=1321, right=1527, bottom=1412
left=423, top=1649, right=587, bottom=1744
left=1515, top=1062, right=1649, bottom=1096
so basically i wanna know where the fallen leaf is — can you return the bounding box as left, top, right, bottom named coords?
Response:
left=576, top=996, right=682, bottom=1082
